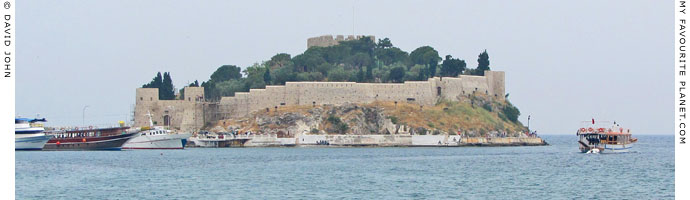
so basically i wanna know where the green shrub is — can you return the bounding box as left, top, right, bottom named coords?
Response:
left=387, top=116, right=399, bottom=124
left=482, top=103, right=492, bottom=112
left=502, top=103, right=520, bottom=123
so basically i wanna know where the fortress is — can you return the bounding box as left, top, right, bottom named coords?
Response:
left=134, top=71, right=505, bottom=132
left=307, top=35, right=376, bottom=48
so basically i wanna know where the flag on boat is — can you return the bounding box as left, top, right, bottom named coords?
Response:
left=592, top=118, right=595, bottom=124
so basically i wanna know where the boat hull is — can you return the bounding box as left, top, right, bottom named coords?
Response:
left=43, top=132, right=140, bottom=151
left=579, top=143, right=634, bottom=153
left=123, top=133, right=191, bottom=149
left=15, top=135, right=53, bottom=150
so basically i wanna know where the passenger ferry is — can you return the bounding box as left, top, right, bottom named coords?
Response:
left=43, top=122, right=140, bottom=151
left=576, top=120, right=637, bottom=153
left=15, top=118, right=53, bottom=150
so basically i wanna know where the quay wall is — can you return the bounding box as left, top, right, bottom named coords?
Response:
left=240, top=135, right=545, bottom=147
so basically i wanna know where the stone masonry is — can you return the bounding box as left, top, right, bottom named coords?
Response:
left=134, top=71, right=505, bottom=132
left=307, top=35, right=376, bottom=48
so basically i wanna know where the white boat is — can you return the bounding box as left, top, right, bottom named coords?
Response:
left=123, top=127, right=191, bottom=149
left=576, top=120, right=637, bottom=153
left=188, top=132, right=250, bottom=147
left=15, top=118, right=53, bottom=150
left=123, top=111, right=191, bottom=149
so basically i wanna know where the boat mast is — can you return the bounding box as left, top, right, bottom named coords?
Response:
left=146, top=110, right=154, bottom=127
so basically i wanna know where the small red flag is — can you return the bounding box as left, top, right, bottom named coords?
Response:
left=592, top=118, right=595, bottom=124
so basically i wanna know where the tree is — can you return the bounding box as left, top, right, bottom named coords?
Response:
left=327, top=68, right=350, bottom=81
left=389, top=66, right=406, bottom=83
left=263, top=67, right=272, bottom=85
left=365, top=64, right=374, bottom=81
left=428, top=61, right=437, bottom=77
left=346, top=52, right=372, bottom=70
left=142, top=72, right=175, bottom=100
left=210, top=65, right=242, bottom=82
left=502, top=101, right=520, bottom=123
left=440, top=55, right=467, bottom=77
left=476, top=50, right=490, bottom=76
left=142, top=72, right=163, bottom=89
left=357, top=67, right=365, bottom=82
left=293, top=53, right=326, bottom=72
left=409, top=46, right=441, bottom=69
left=272, top=66, right=298, bottom=85
left=161, top=72, right=175, bottom=100
left=377, top=38, right=393, bottom=49
left=374, top=47, right=409, bottom=66
left=268, top=53, right=291, bottom=69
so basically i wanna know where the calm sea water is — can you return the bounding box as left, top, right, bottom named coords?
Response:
left=16, top=135, right=674, bottom=199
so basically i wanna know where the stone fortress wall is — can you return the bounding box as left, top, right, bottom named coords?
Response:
left=134, top=87, right=206, bottom=132
left=307, top=35, right=376, bottom=48
left=134, top=71, right=505, bottom=132
left=134, top=35, right=505, bottom=132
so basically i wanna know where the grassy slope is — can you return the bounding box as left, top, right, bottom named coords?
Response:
left=217, top=94, right=526, bottom=136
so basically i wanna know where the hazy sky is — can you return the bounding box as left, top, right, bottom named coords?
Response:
left=18, top=0, right=671, bottom=134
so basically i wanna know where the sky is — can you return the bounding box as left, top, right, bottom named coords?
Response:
left=17, top=0, right=672, bottom=134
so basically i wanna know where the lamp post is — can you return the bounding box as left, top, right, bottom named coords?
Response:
left=82, top=105, right=89, bottom=127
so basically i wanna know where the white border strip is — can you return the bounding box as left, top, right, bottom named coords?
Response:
left=0, top=0, right=14, bottom=198
left=677, top=0, right=688, bottom=198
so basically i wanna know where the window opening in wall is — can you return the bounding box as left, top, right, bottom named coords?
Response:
left=150, top=97, right=153, bottom=101
left=140, top=97, right=143, bottom=101
left=436, top=87, right=442, bottom=96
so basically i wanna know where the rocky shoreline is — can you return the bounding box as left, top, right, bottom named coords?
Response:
left=188, top=134, right=547, bottom=147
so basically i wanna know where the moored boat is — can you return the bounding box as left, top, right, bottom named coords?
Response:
left=15, top=118, right=53, bottom=150
left=123, top=127, right=191, bottom=149
left=576, top=120, right=637, bottom=153
left=43, top=125, right=140, bottom=151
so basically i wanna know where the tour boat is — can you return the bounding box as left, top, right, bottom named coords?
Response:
left=43, top=125, right=140, bottom=151
left=576, top=120, right=637, bottom=153
left=15, top=118, right=53, bottom=150
left=123, top=111, right=191, bottom=149
left=188, top=132, right=250, bottom=147
left=123, top=126, right=191, bottom=149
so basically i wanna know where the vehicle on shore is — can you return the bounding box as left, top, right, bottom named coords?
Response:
left=15, top=118, right=53, bottom=150
left=577, top=120, right=637, bottom=153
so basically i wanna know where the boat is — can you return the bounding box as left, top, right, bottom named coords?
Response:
left=15, top=118, right=53, bottom=150
left=123, top=127, right=191, bottom=149
left=43, top=123, right=140, bottom=151
left=188, top=132, right=250, bottom=147
left=123, top=111, right=191, bottom=149
left=576, top=120, right=637, bottom=153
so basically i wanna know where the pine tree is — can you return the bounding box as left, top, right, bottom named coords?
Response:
left=477, top=50, right=490, bottom=76
left=263, top=67, right=272, bottom=85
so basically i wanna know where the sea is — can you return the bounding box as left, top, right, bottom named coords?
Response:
left=16, top=135, right=674, bottom=199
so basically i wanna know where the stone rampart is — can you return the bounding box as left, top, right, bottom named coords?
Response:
left=307, top=35, right=376, bottom=48
left=134, top=71, right=505, bottom=132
